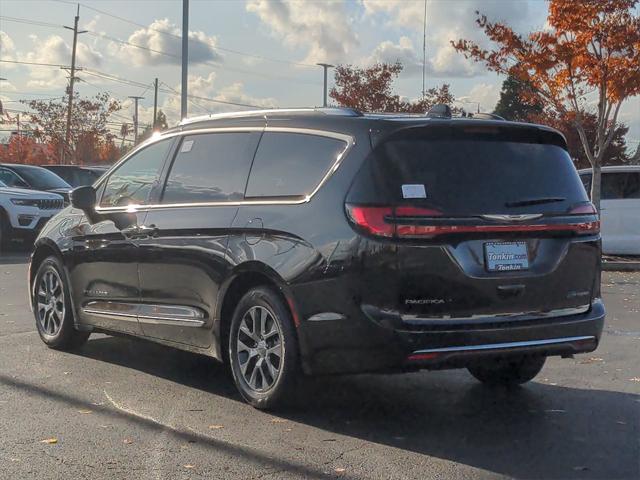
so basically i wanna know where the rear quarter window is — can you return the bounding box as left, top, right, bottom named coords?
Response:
left=245, top=132, right=347, bottom=198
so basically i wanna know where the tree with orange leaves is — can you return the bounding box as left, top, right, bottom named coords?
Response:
left=452, top=0, right=640, bottom=210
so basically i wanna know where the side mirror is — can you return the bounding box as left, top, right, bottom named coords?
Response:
left=70, top=185, right=96, bottom=211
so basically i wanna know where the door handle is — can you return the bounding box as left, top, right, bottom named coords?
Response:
left=137, top=224, right=159, bottom=239
left=121, top=225, right=140, bottom=238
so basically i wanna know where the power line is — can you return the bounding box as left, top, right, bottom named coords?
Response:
left=49, top=0, right=318, bottom=68
left=0, top=59, right=68, bottom=68
left=0, top=15, right=63, bottom=29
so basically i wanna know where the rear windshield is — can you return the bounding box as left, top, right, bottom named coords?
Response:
left=348, top=129, right=588, bottom=215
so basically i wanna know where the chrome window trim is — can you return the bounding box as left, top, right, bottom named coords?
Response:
left=410, top=335, right=595, bottom=355
left=93, top=126, right=355, bottom=213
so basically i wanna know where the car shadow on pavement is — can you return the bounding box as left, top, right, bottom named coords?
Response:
left=74, top=335, right=638, bottom=480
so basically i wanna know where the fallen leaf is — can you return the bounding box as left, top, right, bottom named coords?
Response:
left=78, top=409, right=92, bottom=414
left=335, top=468, right=346, bottom=474
left=41, top=438, right=58, bottom=444
left=208, top=424, right=224, bottom=430
left=123, top=438, right=133, bottom=444
left=184, top=465, right=195, bottom=469
left=285, top=428, right=292, bottom=432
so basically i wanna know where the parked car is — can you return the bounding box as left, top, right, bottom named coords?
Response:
left=0, top=180, right=64, bottom=249
left=579, top=165, right=640, bottom=255
left=0, top=163, right=72, bottom=203
left=43, top=165, right=108, bottom=188
left=29, top=107, right=604, bottom=409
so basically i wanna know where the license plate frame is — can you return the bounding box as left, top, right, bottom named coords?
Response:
left=484, top=241, right=529, bottom=272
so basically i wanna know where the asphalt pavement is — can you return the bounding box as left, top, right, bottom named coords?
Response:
left=0, top=250, right=638, bottom=480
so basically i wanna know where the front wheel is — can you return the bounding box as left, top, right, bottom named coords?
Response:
left=467, top=355, right=546, bottom=386
left=228, top=286, right=299, bottom=409
left=33, top=256, right=90, bottom=350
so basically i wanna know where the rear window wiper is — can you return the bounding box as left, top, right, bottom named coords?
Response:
left=505, top=197, right=565, bottom=208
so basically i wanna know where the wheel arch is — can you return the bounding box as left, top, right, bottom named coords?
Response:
left=216, top=261, right=300, bottom=363
left=29, top=239, right=65, bottom=309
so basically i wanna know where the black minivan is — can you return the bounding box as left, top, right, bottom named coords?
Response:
left=29, top=107, right=604, bottom=409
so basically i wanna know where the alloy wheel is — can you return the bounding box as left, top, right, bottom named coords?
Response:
left=236, top=305, right=283, bottom=392
left=36, top=268, right=65, bottom=336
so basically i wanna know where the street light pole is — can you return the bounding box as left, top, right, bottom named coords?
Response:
left=128, top=96, right=144, bottom=144
left=181, top=0, right=189, bottom=120
left=63, top=4, right=87, bottom=164
left=316, top=63, right=334, bottom=108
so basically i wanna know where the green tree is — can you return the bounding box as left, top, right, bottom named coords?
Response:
left=493, top=75, right=543, bottom=121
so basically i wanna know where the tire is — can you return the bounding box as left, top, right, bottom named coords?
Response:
left=467, top=355, right=546, bottom=386
left=0, top=209, right=10, bottom=251
left=228, top=286, right=299, bottom=409
left=33, top=256, right=90, bottom=350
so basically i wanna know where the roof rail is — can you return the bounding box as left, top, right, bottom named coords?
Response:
left=179, top=107, right=362, bottom=125
left=425, top=104, right=452, bottom=119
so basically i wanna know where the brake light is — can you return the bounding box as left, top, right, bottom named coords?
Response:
left=569, top=203, right=597, bottom=215
left=346, top=206, right=395, bottom=237
left=567, top=203, right=600, bottom=234
left=346, top=204, right=600, bottom=238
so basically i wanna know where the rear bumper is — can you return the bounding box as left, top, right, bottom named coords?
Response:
left=299, top=299, right=605, bottom=375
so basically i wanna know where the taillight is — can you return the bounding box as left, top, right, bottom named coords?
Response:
left=345, top=205, right=395, bottom=237
left=346, top=204, right=444, bottom=237
left=568, top=202, right=600, bottom=234
left=347, top=204, right=600, bottom=238
left=568, top=203, right=597, bottom=215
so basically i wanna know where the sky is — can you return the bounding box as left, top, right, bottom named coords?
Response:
left=0, top=0, right=638, bottom=150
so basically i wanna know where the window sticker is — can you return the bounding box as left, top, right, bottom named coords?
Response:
left=181, top=140, right=194, bottom=153
left=402, top=184, right=427, bottom=199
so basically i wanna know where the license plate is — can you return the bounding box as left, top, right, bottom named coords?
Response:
left=484, top=241, right=529, bottom=272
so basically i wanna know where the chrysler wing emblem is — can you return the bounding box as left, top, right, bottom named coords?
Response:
left=481, top=214, right=543, bottom=222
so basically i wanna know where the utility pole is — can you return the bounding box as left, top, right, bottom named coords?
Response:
left=422, top=0, right=427, bottom=99
left=128, top=96, right=144, bottom=144
left=181, top=0, right=189, bottom=120
left=63, top=4, right=87, bottom=164
left=153, top=78, right=158, bottom=130
left=316, top=63, right=334, bottom=108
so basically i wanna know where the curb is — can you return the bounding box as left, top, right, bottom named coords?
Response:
left=602, top=261, right=640, bottom=272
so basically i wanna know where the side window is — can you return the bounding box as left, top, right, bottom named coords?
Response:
left=0, top=169, right=28, bottom=188
left=100, top=139, right=172, bottom=207
left=601, top=173, right=628, bottom=200
left=623, top=172, right=640, bottom=199
left=245, top=132, right=347, bottom=198
left=161, top=132, right=257, bottom=204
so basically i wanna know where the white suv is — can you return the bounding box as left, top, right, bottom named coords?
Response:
left=579, top=165, right=640, bottom=255
left=0, top=180, right=64, bottom=249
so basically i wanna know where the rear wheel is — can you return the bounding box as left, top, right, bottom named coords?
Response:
left=33, top=256, right=90, bottom=350
left=228, top=286, right=298, bottom=409
left=467, top=355, right=546, bottom=386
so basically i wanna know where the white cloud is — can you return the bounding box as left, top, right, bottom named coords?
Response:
left=365, top=36, right=422, bottom=74
left=457, top=83, right=501, bottom=113
left=361, top=0, right=539, bottom=78
left=158, top=73, right=277, bottom=125
left=119, top=19, right=222, bottom=66
left=0, top=31, right=16, bottom=69
left=246, top=0, right=358, bottom=64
